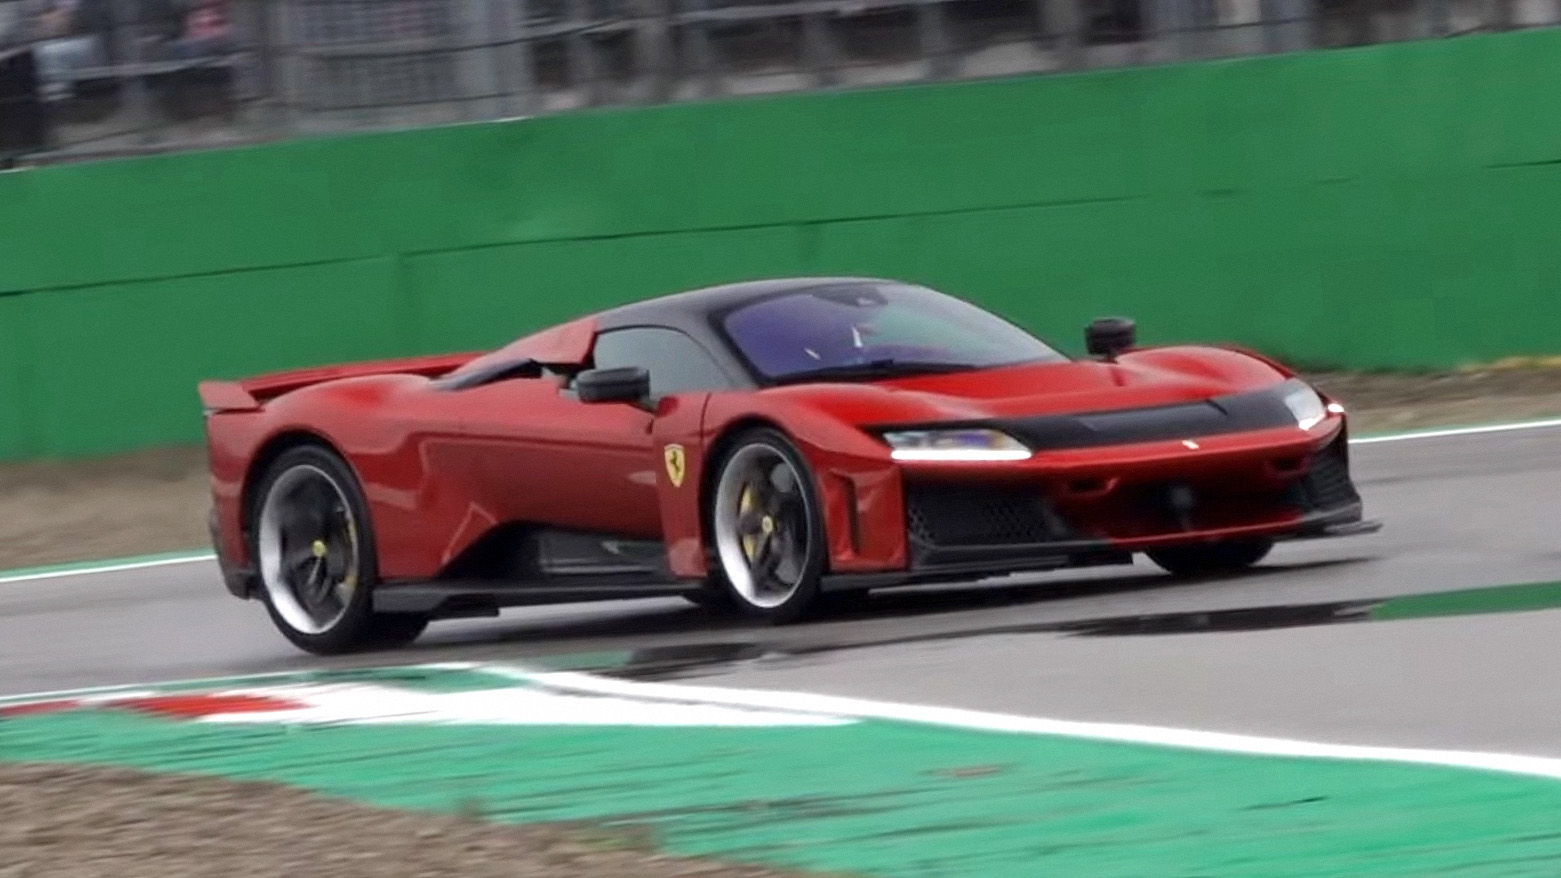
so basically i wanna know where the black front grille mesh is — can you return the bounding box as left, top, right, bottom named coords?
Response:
left=906, top=486, right=1068, bottom=546
left=907, top=436, right=1360, bottom=549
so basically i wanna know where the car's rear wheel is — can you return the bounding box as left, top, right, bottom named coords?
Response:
left=1146, top=539, right=1274, bottom=578
left=707, top=428, right=827, bottom=623
left=251, top=445, right=428, bottom=654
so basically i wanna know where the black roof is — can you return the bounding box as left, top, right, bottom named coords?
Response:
left=587, top=276, right=934, bottom=390
left=596, top=276, right=896, bottom=332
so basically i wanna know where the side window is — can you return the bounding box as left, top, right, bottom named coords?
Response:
left=591, top=327, right=735, bottom=397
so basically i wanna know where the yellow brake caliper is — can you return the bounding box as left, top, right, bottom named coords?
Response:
left=740, top=484, right=758, bottom=561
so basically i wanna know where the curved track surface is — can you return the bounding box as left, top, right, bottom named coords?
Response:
left=6, top=426, right=1561, bottom=755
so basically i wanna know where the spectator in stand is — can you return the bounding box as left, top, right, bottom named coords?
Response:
left=169, top=0, right=234, bottom=60
left=0, top=2, right=28, bottom=50
left=23, top=0, right=108, bottom=98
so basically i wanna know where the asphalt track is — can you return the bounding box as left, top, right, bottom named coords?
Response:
left=6, top=425, right=1561, bottom=757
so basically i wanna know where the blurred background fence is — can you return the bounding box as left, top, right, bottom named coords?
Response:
left=3, top=0, right=1560, bottom=164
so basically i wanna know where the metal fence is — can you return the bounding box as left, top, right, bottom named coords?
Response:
left=2, top=0, right=1559, bottom=164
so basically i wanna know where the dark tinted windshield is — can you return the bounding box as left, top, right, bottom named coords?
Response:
left=719, top=283, right=1066, bottom=384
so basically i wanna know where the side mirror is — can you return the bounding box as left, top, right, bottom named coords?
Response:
left=1085, top=317, right=1136, bottom=361
left=576, top=366, right=651, bottom=404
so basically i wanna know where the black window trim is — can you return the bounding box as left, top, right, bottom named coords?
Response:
left=581, top=323, right=748, bottom=399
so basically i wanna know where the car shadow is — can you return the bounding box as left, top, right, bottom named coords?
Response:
left=813, top=556, right=1373, bottom=624
left=395, top=555, right=1377, bottom=660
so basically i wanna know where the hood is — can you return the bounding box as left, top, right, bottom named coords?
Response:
left=762, top=349, right=1291, bottom=427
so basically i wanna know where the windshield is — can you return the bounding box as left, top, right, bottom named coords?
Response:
left=719, top=283, right=1066, bottom=384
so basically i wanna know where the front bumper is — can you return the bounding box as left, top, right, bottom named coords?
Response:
left=822, top=431, right=1380, bottom=591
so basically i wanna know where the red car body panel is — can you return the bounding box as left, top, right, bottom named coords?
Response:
left=450, top=317, right=598, bottom=376
left=673, top=352, right=1345, bottom=579
left=201, top=278, right=1372, bottom=610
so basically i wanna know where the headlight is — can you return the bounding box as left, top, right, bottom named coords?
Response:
left=881, top=428, right=1031, bottom=461
left=1281, top=382, right=1328, bottom=431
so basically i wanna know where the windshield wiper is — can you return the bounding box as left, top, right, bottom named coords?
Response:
left=770, top=359, right=978, bottom=386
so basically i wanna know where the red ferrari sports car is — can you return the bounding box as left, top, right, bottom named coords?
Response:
left=200, top=277, right=1379, bottom=654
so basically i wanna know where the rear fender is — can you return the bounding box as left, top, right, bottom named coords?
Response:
left=205, top=352, right=479, bottom=412
left=202, top=389, right=366, bottom=577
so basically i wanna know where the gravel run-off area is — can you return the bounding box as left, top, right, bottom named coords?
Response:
left=0, top=762, right=837, bottom=878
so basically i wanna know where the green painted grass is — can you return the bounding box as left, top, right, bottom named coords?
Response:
left=1370, top=580, right=1561, bottom=624
left=5, top=680, right=1561, bottom=877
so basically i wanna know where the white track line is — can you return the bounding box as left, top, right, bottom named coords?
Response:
left=1350, top=416, right=1561, bottom=445
left=516, top=666, right=1561, bottom=782
left=0, top=662, right=502, bottom=706
left=0, top=671, right=316, bottom=707
left=9, top=661, right=1561, bottom=781
left=4, top=416, right=1560, bottom=586
left=0, top=553, right=215, bottom=585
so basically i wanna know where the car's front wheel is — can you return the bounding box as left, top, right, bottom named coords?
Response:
left=250, top=445, right=428, bottom=654
left=706, top=428, right=827, bottom=624
left=1146, top=538, right=1274, bottom=578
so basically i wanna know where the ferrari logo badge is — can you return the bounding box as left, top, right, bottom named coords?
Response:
left=664, top=444, right=687, bottom=488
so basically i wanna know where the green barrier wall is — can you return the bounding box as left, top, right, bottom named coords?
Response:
left=4, top=28, right=1561, bottom=461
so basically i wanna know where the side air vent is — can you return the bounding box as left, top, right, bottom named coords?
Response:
left=1288, top=439, right=1359, bottom=512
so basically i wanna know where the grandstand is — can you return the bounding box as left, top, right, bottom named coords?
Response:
left=1, top=0, right=1556, bottom=164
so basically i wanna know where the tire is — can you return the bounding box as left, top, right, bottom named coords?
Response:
left=704, top=427, right=828, bottom=624
left=249, top=444, right=429, bottom=655
left=1146, top=539, right=1274, bottom=579
left=817, top=588, right=873, bottom=614
left=680, top=587, right=739, bottom=614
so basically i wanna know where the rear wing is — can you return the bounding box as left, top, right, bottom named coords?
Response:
left=198, top=351, right=480, bottom=414
left=198, top=380, right=262, bottom=413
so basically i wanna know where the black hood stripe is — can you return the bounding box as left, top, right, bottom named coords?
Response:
left=872, top=379, right=1309, bottom=452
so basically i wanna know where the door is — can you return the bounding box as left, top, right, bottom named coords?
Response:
left=458, top=326, right=741, bottom=541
